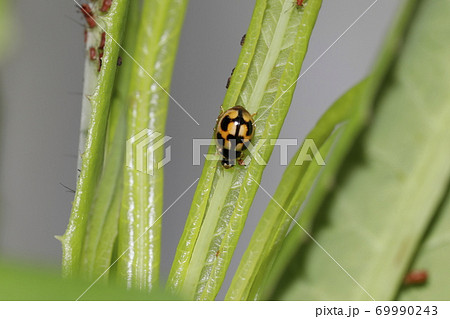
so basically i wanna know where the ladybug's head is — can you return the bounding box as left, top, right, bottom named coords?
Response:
left=221, top=158, right=235, bottom=169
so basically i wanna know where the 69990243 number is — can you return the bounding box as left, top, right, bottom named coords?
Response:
left=375, top=305, right=437, bottom=316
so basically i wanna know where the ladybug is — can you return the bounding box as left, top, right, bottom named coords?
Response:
left=214, top=106, right=255, bottom=169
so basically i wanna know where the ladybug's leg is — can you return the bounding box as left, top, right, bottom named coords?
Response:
left=237, top=151, right=247, bottom=167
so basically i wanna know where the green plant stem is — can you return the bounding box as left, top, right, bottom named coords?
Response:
left=79, top=0, right=139, bottom=281
left=226, top=79, right=367, bottom=300
left=79, top=99, right=126, bottom=280
left=61, top=0, right=130, bottom=277
left=168, top=0, right=322, bottom=300
left=264, top=0, right=420, bottom=298
left=117, top=0, right=188, bottom=291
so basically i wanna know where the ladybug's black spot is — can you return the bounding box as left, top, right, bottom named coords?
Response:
left=221, top=148, right=241, bottom=160
left=220, top=116, right=232, bottom=132
left=221, top=148, right=229, bottom=159
left=235, top=110, right=250, bottom=128
left=216, top=132, right=224, bottom=142
left=227, top=134, right=244, bottom=147
left=246, top=122, right=253, bottom=137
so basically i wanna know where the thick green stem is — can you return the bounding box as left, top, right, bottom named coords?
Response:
left=226, top=80, right=367, bottom=300
left=168, top=0, right=322, bottom=300
left=117, top=0, right=188, bottom=291
left=79, top=0, right=140, bottom=281
left=61, top=0, right=130, bottom=277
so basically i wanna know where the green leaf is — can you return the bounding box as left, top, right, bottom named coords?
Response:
left=61, top=0, right=130, bottom=277
left=167, top=0, right=323, bottom=300
left=0, top=260, right=180, bottom=300
left=398, top=186, right=450, bottom=300
left=226, top=79, right=368, bottom=300
left=117, top=0, right=188, bottom=291
left=272, top=0, right=450, bottom=301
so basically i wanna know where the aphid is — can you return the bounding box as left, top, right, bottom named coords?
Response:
left=84, top=29, right=88, bottom=43
left=215, top=250, right=220, bottom=257
left=100, top=0, right=113, bottom=12
left=89, top=47, right=96, bottom=60
left=80, top=4, right=96, bottom=28
left=296, top=0, right=305, bottom=6
left=404, top=270, right=428, bottom=285
left=226, top=67, right=235, bottom=89
left=98, top=51, right=104, bottom=72
left=214, top=105, right=255, bottom=169
left=97, top=32, right=106, bottom=72
left=117, top=56, right=122, bottom=66
left=240, top=34, right=246, bottom=46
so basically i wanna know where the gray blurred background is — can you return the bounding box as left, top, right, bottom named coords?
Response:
left=0, top=0, right=402, bottom=298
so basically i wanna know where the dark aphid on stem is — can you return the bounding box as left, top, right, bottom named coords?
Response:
left=214, top=106, right=255, bottom=169
left=403, top=270, right=428, bottom=285
left=97, top=32, right=106, bottom=72
left=225, top=67, right=235, bottom=89
left=100, top=0, right=113, bottom=12
left=117, top=56, right=122, bottom=66
left=240, top=34, right=246, bottom=46
left=80, top=4, right=96, bottom=28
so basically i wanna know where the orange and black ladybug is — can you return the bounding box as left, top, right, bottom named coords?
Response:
left=214, top=106, right=255, bottom=169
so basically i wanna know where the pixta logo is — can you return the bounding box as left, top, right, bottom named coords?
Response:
left=126, top=129, right=172, bottom=175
